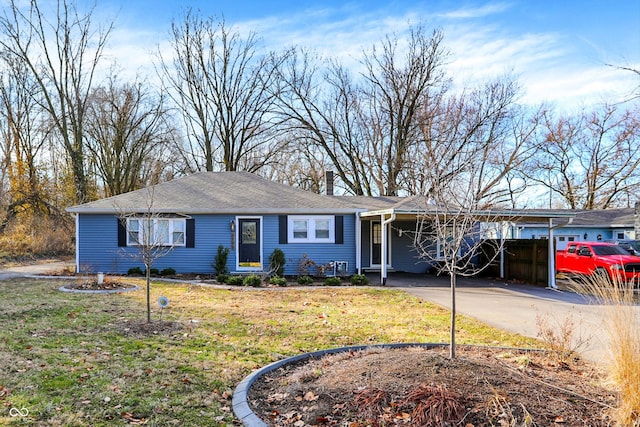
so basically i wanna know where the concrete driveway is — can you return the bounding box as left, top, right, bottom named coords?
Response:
left=0, top=260, right=73, bottom=280
left=385, top=273, right=639, bottom=365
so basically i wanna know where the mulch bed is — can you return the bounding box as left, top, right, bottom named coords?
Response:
left=248, top=346, right=618, bottom=426
left=62, top=279, right=138, bottom=291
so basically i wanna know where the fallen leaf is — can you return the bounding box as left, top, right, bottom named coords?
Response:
left=396, top=412, right=411, bottom=420
left=121, top=412, right=148, bottom=424
left=304, top=391, right=318, bottom=401
left=554, top=416, right=566, bottom=423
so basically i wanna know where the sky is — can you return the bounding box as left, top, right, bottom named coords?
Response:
left=93, top=0, right=639, bottom=111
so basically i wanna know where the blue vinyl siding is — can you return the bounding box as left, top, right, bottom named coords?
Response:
left=390, top=221, right=429, bottom=273
left=360, top=219, right=433, bottom=274
left=78, top=214, right=235, bottom=274
left=77, top=213, right=357, bottom=275
left=270, top=215, right=356, bottom=276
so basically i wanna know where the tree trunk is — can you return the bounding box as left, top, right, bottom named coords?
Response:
left=146, top=267, right=151, bottom=323
left=450, top=272, right=456, bottom=359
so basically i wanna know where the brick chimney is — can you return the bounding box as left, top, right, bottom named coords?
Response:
left=635, top=201, right=640, bottom=239
left=325, top=171, right=334, bottom=196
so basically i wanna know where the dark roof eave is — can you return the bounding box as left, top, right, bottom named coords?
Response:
left=66, top=207, right=362, bottom=215
left=359, top=208, right=576, bottom=221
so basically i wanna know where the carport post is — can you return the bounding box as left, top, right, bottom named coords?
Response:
left=548, top=218, right=557, bottom=289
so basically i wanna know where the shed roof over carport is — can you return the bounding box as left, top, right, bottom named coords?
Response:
left=357, top=198, right=576, bottom=287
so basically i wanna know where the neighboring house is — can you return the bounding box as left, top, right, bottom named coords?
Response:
left=515, top=207, right=639, bottom=250
left=66, top=171, right=574, bottom=285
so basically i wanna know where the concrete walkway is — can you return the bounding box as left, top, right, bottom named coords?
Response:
left=384, top=273, right=639, bottom=365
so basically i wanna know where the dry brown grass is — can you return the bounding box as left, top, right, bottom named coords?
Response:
left=571, top=274, right=640, bottom=426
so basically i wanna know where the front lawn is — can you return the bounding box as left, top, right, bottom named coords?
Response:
left=0, top=278, right=539, bottom=426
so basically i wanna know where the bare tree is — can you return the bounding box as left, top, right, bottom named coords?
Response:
left=412, top=76, right=538, bottom=207
left=360, top=26, right=448, bottom=196
left=86, top=75, right=176, bottom=197
left=0, top=52, right=52, bottom=226
left=274, top=51, right=374, bottom=195
left=275, top=26, right=448, bottom=196
left=606, top=63, right=640, bottom=103
left=0, top=0, right=114, bottom=204
left=412, top=182, right=511, bottom=359
left=410, top=77, right=532, bottom=358
left=263, top=136, right=330, bottom=193
left=158, top=11, right=284, bottom=173
left=523, top=104, right=640, bottom=209
left=117, top=189, right=176, bottom=323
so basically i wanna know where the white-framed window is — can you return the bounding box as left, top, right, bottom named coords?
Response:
left=288, top=215, right=335, bottom=243
left=127, top=217, right=186, bottom=247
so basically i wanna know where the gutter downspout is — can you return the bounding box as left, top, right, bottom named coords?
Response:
left=500, top=223, right=505, bottom=279
left=548, top=217, right=573, bottom=289
left=380, top=212, right=396, bottom=286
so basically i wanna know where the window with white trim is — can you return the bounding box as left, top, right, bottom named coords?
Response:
left=127, top=218, right=186, bottom=247
left=288, top=216, right=335, bottom=243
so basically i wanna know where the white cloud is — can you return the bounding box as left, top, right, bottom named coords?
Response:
left=523, top=64, right=639, bottom=110
left=101, top=1, right=638, bottom=110
left=436, top=2, right=513, bottom=19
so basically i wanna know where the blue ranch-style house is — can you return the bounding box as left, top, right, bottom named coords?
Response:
left=67, top=171, right=574, bottom=285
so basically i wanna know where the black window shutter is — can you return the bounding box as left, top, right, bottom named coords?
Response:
left=117, top=218, right=127, bottom=247
left=186, top=218, right=195, bottom=248
left=335, top=215, right=344, bottom=244
left=279, top=215, right=288, bottom=244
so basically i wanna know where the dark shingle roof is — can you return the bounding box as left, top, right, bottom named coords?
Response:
left=67, top=171, right=362, bottom=214
left=517, top=208, right=636, bottom=227
left=565, top=208, right=635, bottom=227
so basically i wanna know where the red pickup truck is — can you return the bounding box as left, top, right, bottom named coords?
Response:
left=556, top=242, right=640, bottom=282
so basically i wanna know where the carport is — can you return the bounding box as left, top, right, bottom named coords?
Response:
left=356, top=202, right=575, bottom=288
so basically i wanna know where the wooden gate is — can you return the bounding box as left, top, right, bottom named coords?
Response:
left=479, top=239, right=550, bottom=286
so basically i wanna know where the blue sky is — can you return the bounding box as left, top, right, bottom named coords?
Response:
left=98, top=0, right=639, bottom=110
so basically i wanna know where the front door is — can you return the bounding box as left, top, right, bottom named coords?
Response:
left=371, top=221, right=391, bottom=266
left=372, top=221, right=382, bottom=265
left=238, top=218, right=261, bottom=268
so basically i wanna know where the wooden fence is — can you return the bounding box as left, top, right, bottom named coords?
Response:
left=478, top=239, right=550, bottom=286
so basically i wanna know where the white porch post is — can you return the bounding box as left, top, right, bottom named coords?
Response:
left=548, top=218, right=557, bottom=289
left=75, top=214, right=80, bottom=273
left=380, top=212, right=396, bottom=285
left=500, top=244, right=505, bottom=279
left=380, top=214, right=387, bottom=285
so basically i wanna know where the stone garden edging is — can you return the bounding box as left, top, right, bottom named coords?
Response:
left=232, top=342, right=447, bottom=427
